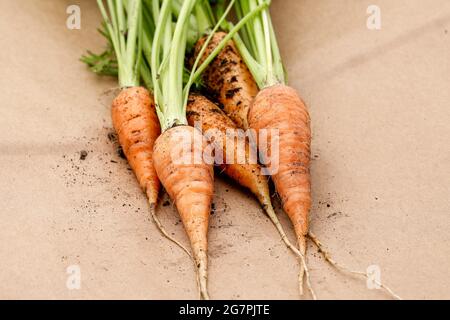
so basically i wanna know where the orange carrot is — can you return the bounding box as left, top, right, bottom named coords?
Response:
left=218, top=1, right=317, bottom=298
left=249, top=84, right=312, bottom=269
left=153, top=125, right=214, bottom=300
left=112, top=87, right=161, bottom=206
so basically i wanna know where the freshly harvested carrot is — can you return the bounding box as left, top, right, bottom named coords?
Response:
left=248, top=84, right=312, bottom=275
left=145, top=0, right=267, bottom=299
left=187, top=93, right=302, bottom=257
left=84, top=1, right=164, bottom=220
left=228, top=0, right=315, bottom=298
left=145, top=0, right=252, bottom=299
left=153, top=125, right=214, bottom=300
left=112, top=87, right=161, bottom=206
left=233, top=0, right=403, bottom=300
left=188, top=1, right=315, bottom=297
left=193, top=32, right=259, bottom=130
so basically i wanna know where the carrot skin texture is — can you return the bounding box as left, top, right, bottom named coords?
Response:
left=194, top=32, right=259, bottom=130
left=248, top=84, right=312, bottom=252
left=153, top=125, right=214, bottom=300
left=187, top=94, right=270, bottom=208
left=112, top=87, right=161, bottom=204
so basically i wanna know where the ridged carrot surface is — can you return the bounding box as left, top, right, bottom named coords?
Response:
left=153, top=125, right=214, bottom=300
left=112, top=87, right=161, bottom=205
left=249, top=84, right=312, bottom=258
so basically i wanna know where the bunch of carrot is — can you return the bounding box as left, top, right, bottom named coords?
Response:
left=82, top=0, right=401, bottom=300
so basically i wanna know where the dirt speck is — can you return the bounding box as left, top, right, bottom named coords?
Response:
left=117, top=146, right=126, bottom=159
left=79, top=150, right=88, bottom=161
left=107, top=132, right=117, bottom=142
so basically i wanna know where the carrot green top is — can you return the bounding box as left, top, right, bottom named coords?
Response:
left=147, top=0, right=269, bottom=131
left=82, top=0, right=270, bottom=131
left=229, top=0, right=286, bottom=89
left=96, top=0, right=143, bottom=88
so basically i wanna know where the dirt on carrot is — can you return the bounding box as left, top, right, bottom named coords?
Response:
left=193, top=32, right=259, bottom=130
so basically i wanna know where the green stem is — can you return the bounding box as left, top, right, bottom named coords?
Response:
left=234, top=0, right=286, bottom=89
left=261, top=6, right=275, bottom=86
left=95, top=0, right=141, bottom=89
left=151, top=0, right=198, bottom=131
left=151, top=0, right=170, bottom=121
left=123, top=0, right=141, bottom=87
left=195, top=2, right=213, bottom=35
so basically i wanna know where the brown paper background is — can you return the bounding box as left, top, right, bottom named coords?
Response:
left=0, top=0, right=449, bottom=299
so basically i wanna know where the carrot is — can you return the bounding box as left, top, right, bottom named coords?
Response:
left=153, top=125, right=214, bottom=300
left=234, top=0, right=404, bottom=300
left=249, top=84, right=312, bottom=250
left=112, top=87, right=161, bottom=206
left=147, top=0, right=266, bottom=299
left=185, top=0, right=313, bottom=297
left=248, top=84, right=313, bottom=297
left=146, top=0, right=218, bottom=299
left=205, top=0, right=314, bottom=298
left=193, top=32, right=259, bottom=130
left=187, top=93, right=303, bottom=257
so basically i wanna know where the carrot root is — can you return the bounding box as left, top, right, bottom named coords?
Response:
left=149, top=199, right=201, bottom=297
left=308, top=232, right=402, bottom=300
left=264, top=205, right=316, bottom=299
left=148, top=202, right=193, bottom=259
left=112, top=86, right=161, bottom=204
left=196, top=249, right=210, bottom=300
